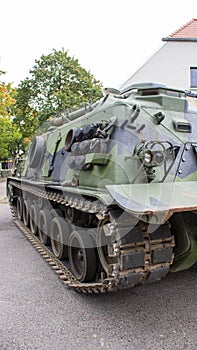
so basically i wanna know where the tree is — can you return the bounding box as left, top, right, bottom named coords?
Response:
left=15, top=49, right=103, bottom=131
left=0, top=81, right=16, bottom=117
left=0, top=116, right=21, bottom=159
left=0, top=77, right=21, bottom=159
left=13, top=78, right=39, bottom=148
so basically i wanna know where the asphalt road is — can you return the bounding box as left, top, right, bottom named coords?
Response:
left=0, top=181, right=197, bottom=350
left=0, top=179, right=6, bottom=202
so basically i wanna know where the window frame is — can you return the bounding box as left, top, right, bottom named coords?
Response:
left=190, top=67, right=197, bottom=88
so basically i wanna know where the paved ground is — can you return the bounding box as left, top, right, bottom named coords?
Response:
left=0, top=179, right=6, bottom=202
left=0, top=181, right=197, bottom=350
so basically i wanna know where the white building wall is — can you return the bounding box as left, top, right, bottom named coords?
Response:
left=121, top=41, right=197, bottom=91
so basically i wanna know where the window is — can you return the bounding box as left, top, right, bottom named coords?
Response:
left=190, top=67, right=197, bottom=88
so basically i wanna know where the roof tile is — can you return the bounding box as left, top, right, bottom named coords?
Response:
left=169, top=18, right=197, bottom=39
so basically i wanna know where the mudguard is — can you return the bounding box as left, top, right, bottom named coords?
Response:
left=106, top=181, right=197, bottom=223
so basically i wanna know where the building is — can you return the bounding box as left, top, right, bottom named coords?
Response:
left=0, top=159, right=13, bottom=177
left=121, top=19, right=197, bottom=92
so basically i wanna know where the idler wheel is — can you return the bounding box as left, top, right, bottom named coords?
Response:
left=50, top=217, right=69, bottom=259
left=68, top=230, right=97, bottom=282
left=29, top=204, right=39, bottom=235
left=38, top=209, right=51, bottom=245
left=16, top=196, right=24, bottom=221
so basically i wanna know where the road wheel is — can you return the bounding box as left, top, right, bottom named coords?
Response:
left=29, top=204, right=39, bottom=235
left=50, top=217, right=69, bottom=259
left=23, top=200, right=30, bottom=227
left=38, top=209, right=51, bottom=245
left=68, top=230, right=97, bottom=282
left=16, top=196, right=23, bottom=221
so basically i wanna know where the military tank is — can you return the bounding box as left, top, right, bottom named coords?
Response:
left=7, top=82, right=197, bottom=293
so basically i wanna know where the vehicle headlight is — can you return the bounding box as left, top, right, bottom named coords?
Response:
left=154, top=152, right=164, bottom=165
left=144, top=151, right=152, bottom=164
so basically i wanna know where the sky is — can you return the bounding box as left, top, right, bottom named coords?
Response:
left=1, top=0, right=197, bottom=89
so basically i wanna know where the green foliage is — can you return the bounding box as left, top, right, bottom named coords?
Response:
left=13, top=79, right=39, bottom=148
left=0, top=81, right=16, bottom=117
left=0, top=116, right=22, bottom=159
left=15, top=49, right=103, bottom=130
left=3, top=49, right=103, bottom=159
left=0, top=78, right=21, bottom=160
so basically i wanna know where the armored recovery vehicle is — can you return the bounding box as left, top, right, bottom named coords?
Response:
left=7, top=82, right=197, bottom=293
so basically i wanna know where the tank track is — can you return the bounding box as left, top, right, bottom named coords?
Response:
left=10, top=206, right=109, bottom=294
left=8, top=179, right=175, bottom=294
